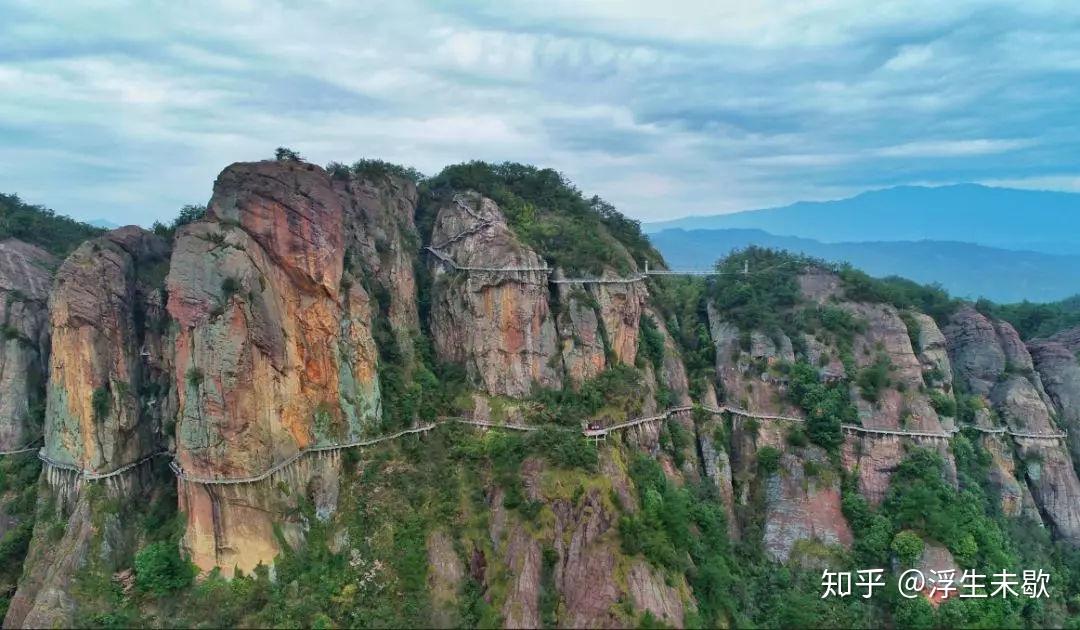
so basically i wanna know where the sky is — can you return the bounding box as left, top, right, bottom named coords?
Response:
left=2, top=1, right=1080, bottom=225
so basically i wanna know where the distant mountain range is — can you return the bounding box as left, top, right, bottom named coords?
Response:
left=649, top=228, right=1080, bottom=303
left=645, top=184, right=1080, bottom=255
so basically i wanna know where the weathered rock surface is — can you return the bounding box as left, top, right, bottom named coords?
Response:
left=555, top=279, right=607, bottom=385
left=500, top=525, right=542, bottom=628
left=912, top=312, right=953, bottom=388
left=763, top=445, right=853, bottom=562
left=334, top=171, right=421, bottom=364
left=945, top=307, right=1080, bottom=544
left=590, top=279, right=646, bottom=368
left=426, top=529, right=464, bottom=627
left=0, top=240, right=56, bottom=451
left=706, top=303, right=802, bottom=418
left=7, top=228, right=173, bottom=629
left=1030, top=338, right=1080, bottom=476
left=168, top=161, right=381, bottom=573
left=42, top=227, right=172, bottom=472
left=944, top=306, right=1007, bottom=397
left=847, top=302, right=945, bottom=431
left=428, top=193, right=560, bottom=397
left=841, top=302, right=956, bottom=505
left=626, top=559, right=688, bottom=626
left=552, top=488, right=621, bottom=628
left=5, top=493, right=97, bottom=628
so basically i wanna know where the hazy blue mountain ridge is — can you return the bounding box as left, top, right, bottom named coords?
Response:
left=645, top=184, right=1080, bottom=255
left=650, top=227, right=1080, bottom=303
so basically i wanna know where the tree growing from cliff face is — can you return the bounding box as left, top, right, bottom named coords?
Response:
left=786, top=361, right=851, bottom=452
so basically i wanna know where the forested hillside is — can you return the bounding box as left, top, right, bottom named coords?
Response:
left=2, top=158, right=1080, bottom=628
left=0, top=193, right=103, bottom=258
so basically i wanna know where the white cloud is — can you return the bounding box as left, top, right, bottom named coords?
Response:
left=0, top=0, right=1078, bottom=226
left=980, top=174, right=1080, bottom=193
left=875, top=138, right=1037, bottom=158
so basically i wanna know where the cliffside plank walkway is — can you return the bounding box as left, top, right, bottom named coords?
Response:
left=0, top=438, right=42, bottom=456
left=26, top=402, right=1067, bottom=484
left=169, top=424, right=441, bottom=485
left=425, top=245, right=790, bottom=284
left=426, top=245, right=773, bottom=283
left=37, top=449, right=168, bottom=481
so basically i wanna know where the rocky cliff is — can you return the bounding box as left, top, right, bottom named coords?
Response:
left=0, top=240, right=55, bottom=452
left=4, top=159, right=1080, bottom=628
left=428, top=192, right=561, bottom=397
left=42, top=227, right=172, bottom=475
left=1030, top=328, right=1080, bottom=479
left=332, top=169, right=421, bottom=365
left=6, top=227, right=173, bottom=628
left=167, top=160, right=382, bottom=574
left=944, top=307, right=1080, bottom=542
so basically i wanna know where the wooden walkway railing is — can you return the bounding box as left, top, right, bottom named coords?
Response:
left=21, top=399, right=1069, bottom=487
left=0, top=437, right=42, bottom=456
left=37, top=450, right=168, bottom=481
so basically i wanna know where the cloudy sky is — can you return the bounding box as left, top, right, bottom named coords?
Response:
left=3, top=1, right=1080, bottom=225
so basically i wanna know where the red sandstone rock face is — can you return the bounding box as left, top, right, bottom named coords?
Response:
left=209, top=161, right=343, bottom=296
left=43, top=227, right=172, bottom=472
left=556, top=278, right=608, bottom=384
left=0, top=239, right=55, bottom=451
left=7, top=227, right=173, bottom=629
left=712, top=268, right=967, bottom=549
left=839, top=302, right=956, bottom=506
left=428, top=193, right=561, bottom=397
left=167, top=160, right=381, bottom=574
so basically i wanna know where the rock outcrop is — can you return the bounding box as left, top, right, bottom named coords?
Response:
left=428, top=193, right=560, bottom=397
left=840, top=302, right=956, bottom=505
left=167, top=161, right=381, bottom=574
left=42, top=227, right=173, bottom=475
left=333, top=170, right=421, bottom=365
left=945, top=307, right=1080, bottom=543
left=0, top=240, right=56, bottom=451
left=6, top=227, right=173, bottom=629
left=1030, top=333, right=1080, bottom=477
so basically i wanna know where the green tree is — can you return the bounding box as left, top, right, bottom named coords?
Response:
left=274, top=147, right=302, bottom=162
left=134, top=541, right=196, bottom=595
left=891, top=530, right=924, bottom=566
